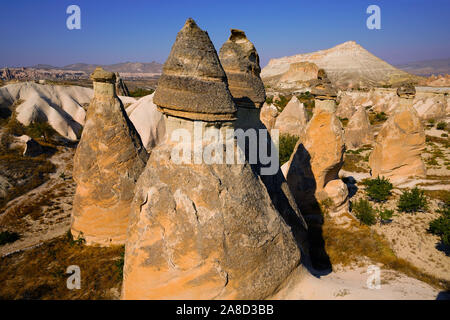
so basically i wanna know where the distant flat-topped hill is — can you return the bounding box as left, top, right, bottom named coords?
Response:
left=261, top=41, right=422, bottom=89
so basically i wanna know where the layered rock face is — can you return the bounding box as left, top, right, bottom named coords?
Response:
left=276, top=61, right=320, bottom=89
left=344, top=107, right=374, bottom=149
left=71, top=67, right=148, bottom=245
left=154, top=19, right=236, bottom=122
left=219, top=29, right=265, bottom=130
left=122, top=19, right=306, bottom=300
left=274, top=96, right=309, bottom=136
left=369, top=85, right=426, bottom=184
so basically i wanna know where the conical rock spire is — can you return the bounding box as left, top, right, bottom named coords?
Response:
left=219, top=29, right=266, bottom=109
left=154, top=18, right=236, bottom=121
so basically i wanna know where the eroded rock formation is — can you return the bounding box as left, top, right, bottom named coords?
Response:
left=344, top=107, right=374, bottom=149
left=260, top=102, right=279, bottom=131
left=71, top=67, right=148, bottom=245
left=115, top=72, right=130, bottom=96
left=369, top=84, right=426, bottom=184
left=274, top=96, right=309, bottom=137
left=219, top=29, right=265, bottom=131
left=122, top=19, right=306, bottom=300
left=284, top=73, right=348, bottom=217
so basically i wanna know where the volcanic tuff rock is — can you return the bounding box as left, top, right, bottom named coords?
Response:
left=153, top=18, right=236, bottom=121
left=0, top=82, right=137, bottom=140
left=219, top=29, right=265, bottom=130
left=369, top=91, right=426, bottom=184
left=115, top=72, right=130, bottom=96
left=274, top=96, right=309, bottom=137
left=126, top=93, right=166, bottom=152
left=344, top=107, right=374, bottom=149
left=219, top=29, right=265, bottom=109
left=284, top=103, right=346, bottom=213
left=311, top=70, right=337, bottom=100
left=262, top=41, right=421, bottom=89
left=122, top=19, right=306, bottom=300
left=71, top=67, right=148, bottom=246
left=260, top=102, right=279, bottom=131
left=277, top=62, right=320, bottom=89
left=338, top=87, right=449, bottom=120
left=219, top=29, right=308, bottom=258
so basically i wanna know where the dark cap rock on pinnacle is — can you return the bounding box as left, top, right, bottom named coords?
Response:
left=153, top=18, right=236, bottom=121
left=219, top=29, right=266, bottom=109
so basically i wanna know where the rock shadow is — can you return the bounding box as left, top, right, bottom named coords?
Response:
left=285, top=143, right=332, bottom=273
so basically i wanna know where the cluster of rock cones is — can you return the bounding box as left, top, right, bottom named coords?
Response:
left=70, top=18, right=427, bottom=300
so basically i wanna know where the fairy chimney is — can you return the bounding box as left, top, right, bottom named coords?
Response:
left=219, top=29, right=266, bottom=130
left=71, top=67, right=148, bottom=246
left=369, top=84, right=426, bottom=184
left=122, top=19, right=307, bottom=300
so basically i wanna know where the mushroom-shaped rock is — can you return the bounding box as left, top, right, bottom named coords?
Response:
left=219, top=29, right=266, bottom=109
left=71, top=67, right=148, bottom=246
left=153, top=18, right=236, bottom=121
left=122, top=19, right=307, bottom=300
left=396, top=83, right=416, bottom=99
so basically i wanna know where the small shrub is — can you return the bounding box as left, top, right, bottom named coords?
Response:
left=278, top=133, right=299, bottom=165
left=436, top=122, right=447, bottom=130
left=352, top=199, right=376, bottom=226
left=362, top=176, right=393, bottom=202
left=66, top=230, right=86, bottom=246
left=428, top=204, right=450, bottom=246
left=377, top=207, right=394, bottom=221
left=265, top=96, right=273, bottom=105
left=0, top=231, right=20, bottom=246
left=369, top=112, right=388, bottom=125
left=375, top=112, right=387, bottom=122
left=273, top=95, right=290, bottom=112
left=115, top=246, right=125, bottom=281
left=397, top=187, right=428, bottom=213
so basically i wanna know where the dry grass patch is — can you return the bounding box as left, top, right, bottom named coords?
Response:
left=322, top=219, right=449, bottom=290
left=0, top=233, right=124, bottom=300
left=0, top=154, right=56, bottom=210
left=342, top=153, right=369, bottom=173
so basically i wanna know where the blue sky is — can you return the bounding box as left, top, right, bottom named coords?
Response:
left=0, top=0, right=449, bottom=68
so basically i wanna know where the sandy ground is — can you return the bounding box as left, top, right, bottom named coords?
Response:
left=275, top=265, right=442, bottom=300
left=0, top=148, right=75, bottom=257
